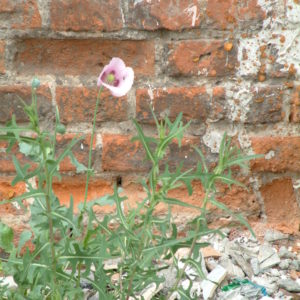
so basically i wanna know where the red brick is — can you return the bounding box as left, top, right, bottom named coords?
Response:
left=102, top=134, right=203, bottom=172
left=136, top=86, right=226, bottom=124
left=0, top=85, right=53, bottom=124
left=128, top=0, right=204, bottom=31
left=50, top=0, right=123, bottom=32
left=0, top=177, right=26, bottom=215
left=53, top=175, right=114, bottom=212
left=167, top=40, right=237, bottom=77
left=0, top=0, right=41, bottom=29
left=0, top=133, right=96, bottom=175
left=0, top=150, right=26, bottom=174
left=216, top=178, right=260, bottom=220
left=260, top=178, right=300, bottom=233
left=121, top=177, right=259, bottom=224
left=0, top=41, right=5, bottom=74
left=245, top=86, right=284, bottom=124
left=14, top=39, right=155, bottom=77
left=56, top=87, right=128, bottom=124
left=206, top=0, right=265, bottom=30
left=251, top=136, right=300, bottom=172
left=289, top=86, right=300, bottom=122
left=56, top=133, right=97, bottom=173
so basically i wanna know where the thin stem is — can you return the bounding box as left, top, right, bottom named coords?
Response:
left=83, top=87, right=103, bottom=211
left=126, top=162, right=159, bottom=300
left=32, top=87, right=57, bottom=287
left=168, top=221, right=200, bottom=298
left=76, top=87, right=103, bottom=296
left=168, top=181, right=213, bottom=298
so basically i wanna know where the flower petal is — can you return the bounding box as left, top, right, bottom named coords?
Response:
left=101, top=67, right=134, bottom=97
left=97, top=58, right=134, bottom=97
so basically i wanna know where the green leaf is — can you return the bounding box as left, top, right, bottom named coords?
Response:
left=143, top=230, right=215, bottom=254
left=0, top=222, right=13, bottom=252
left=132, top=119, right=156, bottom=164
left=0, top=189, right=45, bottom=209
left=209, top=197, right=255, bottom=237
left=49, top=136, right=83, bottom=176
left=68, top=151, right=87, bottom=173
left=162, top=197, right=201, bottom=210
left=77, top=194, right=115, bottom=211
left=184, top=257, right=206, bottom=280
left=214, top=174, right=246, bottom=188
left=17, top=231, right=32, bottom=255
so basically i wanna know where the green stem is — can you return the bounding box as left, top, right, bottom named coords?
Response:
left=126, top=162, right=159, bottom=300
left=76, top=87, right=103, bottom=296
left=168, top=221, right=200, bottom=298
left=168, top=181, right=213, bottom=298
left=83, top=87, right=103, bottom=211
left=32, top=87, right=57, bottom=287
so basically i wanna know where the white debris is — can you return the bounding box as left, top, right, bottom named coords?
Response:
left=201, top=265, right=227, bottom=300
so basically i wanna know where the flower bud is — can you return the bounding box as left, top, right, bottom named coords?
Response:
left=56, top=123, right=66, bottom=134
left=31, top=77, right=40, bottom=89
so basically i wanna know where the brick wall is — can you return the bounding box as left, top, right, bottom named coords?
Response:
left=0, top=0, right=300, bottom=233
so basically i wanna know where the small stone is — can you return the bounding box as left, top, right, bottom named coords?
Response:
left=201, top=246, right=222, bottom=258
left=201, top=265, right=227, bottom=300
left=205, top=257, right=218, bottom=271
left=250, top=257, right=260, bottom=275
left=278, top=246, right=295, bottom=259
left=218, top=288, right=247, bottom=300
left=258, top=244, right=281, bottom=270
left=0, top=276, right=17, bottom=289
left=252, top=276, right=278, bottom=295
left=269, top=268, right=281, bottom=277
left=290, top=270, right=300, bottom=280
left=279, top=259, right=291, bottom=270
left=219, top=257, right=245, bottom=278
left=260, top=253, right=281, bottom=270
left=230, top=252, right=253, bottom=278
left=264, top=229, right=289, bottom=242
left=158, top=266, right=177, bottom=291
left=87, top=292, right=99, bottom=300
left=258, top=244, right=276, bottom=263
left=103, top=258, right=121, bottom=270
left=129, top=282, right=164, bottom=300
left=290, top=260, right=300, bottom=271
left=278, top=279, right=300, bottom=293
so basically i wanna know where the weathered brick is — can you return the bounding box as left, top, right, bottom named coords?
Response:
left=289, top=86, right=300, bottom=122
left=136, top=86, right=226, bottom=123
left=53, top=175, right=114, bottom=212
left=167, top=40, right=237, bottom=77
left=56, top=133, right=96, bottom=173
left=216, top=178, right=260, bottom=220
left=260, top=178, right=300, bottom=233
left=14, top=39, right=155, bottom=77
left=128, top=0, right=204, bottom=31
left=0, top=0, right=41, bottom=29
left=0, top=133, right=96, bottom=174
left=245, top=86, right=284, bottom=124
left=0, top=40, right=5, bottom=74
left=56, top=87, right=128, bottom=124
left=206, top=0, right=265, bottom=30
left=251, top=136, right=300, bottom=172
left=102, top=134, right=149, bottom=172
left=0, top=177, right=26, bottom=215
left=0, top=85, right=53, bottom=124
left=50, top=0, right=123, bottom=32
left=102, top=134, right=203, bottom=172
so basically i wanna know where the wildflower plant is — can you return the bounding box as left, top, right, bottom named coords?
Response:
left=0, top=58, right=258, bottom=299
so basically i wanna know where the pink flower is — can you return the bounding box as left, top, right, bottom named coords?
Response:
left=97, top=58, right=134, bottom=97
